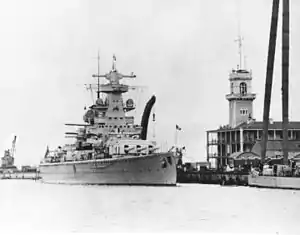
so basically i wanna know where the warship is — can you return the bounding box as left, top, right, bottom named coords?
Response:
left=0, top=135, right=17, bottom=175
left=39, top=55, right=176, bottom=186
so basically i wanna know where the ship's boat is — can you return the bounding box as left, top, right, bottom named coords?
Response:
left=39, top=55, right=176, bottom=186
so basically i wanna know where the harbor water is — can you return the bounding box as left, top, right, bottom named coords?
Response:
left=1, top=180, right=299, bottom=234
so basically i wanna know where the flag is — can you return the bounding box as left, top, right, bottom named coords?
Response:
left=176, top=124, right=182, bottom=131
left=113, top=54, right=116, bottom=61
left=153, top=113, right=156, bottom=122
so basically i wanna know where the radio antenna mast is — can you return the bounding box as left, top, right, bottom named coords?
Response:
left=234, top=1, right=244, bottom=70
left=96, top=51, right=100, bottom=99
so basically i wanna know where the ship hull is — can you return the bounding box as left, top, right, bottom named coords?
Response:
left=39, top=153, right=176, bottom=186
left=248, top=175, right=300, bottom=190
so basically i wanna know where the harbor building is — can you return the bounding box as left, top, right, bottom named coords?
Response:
left=206, top=68, right=300, bottom=169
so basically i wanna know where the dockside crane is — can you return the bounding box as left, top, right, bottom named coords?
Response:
left=261, top=0, right=289, bottom=165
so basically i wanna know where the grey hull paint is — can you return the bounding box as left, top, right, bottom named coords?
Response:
left=39, top=153, right=176, bottom=186
left=248, top=175, right=300, bottom=190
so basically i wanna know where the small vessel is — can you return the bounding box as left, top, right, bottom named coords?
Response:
left=248, top=156, right=300, bottom=189
left=39, top=55, right=176, bottom=186
left=248, top=175, right=300, bottom=190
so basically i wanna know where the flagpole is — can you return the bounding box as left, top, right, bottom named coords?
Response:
left=174, top=129, right=178, bottom=148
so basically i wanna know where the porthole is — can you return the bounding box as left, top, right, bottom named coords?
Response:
left=167, top=156, right=172, bottom=165
left=161, top=158, right=167, bottom=168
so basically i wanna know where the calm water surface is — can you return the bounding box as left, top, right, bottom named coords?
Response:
left=1, top=180, right=299, bottom=234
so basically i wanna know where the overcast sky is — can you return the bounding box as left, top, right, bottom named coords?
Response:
left=0, top=0, right=299, bottom=166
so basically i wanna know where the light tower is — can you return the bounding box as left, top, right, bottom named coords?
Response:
left=226, top=37, right=256, bottom=128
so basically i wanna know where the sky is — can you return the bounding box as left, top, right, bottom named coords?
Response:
left=0, top=0, right=299, bottom=166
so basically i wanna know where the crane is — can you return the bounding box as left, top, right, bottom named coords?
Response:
left=261, top=0, right=289, bottom=165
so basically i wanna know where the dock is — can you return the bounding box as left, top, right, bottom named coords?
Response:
left=0, top=172, right=41, bottom=180
left=177, top=169, right=249, bottom=186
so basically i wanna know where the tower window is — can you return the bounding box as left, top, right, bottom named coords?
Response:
left=231, top=82, right=234, bottom=94
left=240, top=82, right=247, bottom=95
left=240, top=108, right=248, bottom=116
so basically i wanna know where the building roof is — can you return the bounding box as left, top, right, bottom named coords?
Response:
left=251, top=140, right=300, bottom=155
left=207, top=121, right=300, bottom=132
left=229, top=151, right=260, bottom=160
left=236, top=121, right=300, bottom=130
left=228, top=152, right=243, bottom=159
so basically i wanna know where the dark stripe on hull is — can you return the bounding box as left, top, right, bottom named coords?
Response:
left=39, top=153, right=176, bottom=186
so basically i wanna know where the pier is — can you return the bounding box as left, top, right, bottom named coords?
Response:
left=0, top=172, right=41, bottom=180
left=177, top=169, right=249, bottom=186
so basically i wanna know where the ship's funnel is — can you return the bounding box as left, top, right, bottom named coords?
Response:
left=140, top=95, right=156, bottom=140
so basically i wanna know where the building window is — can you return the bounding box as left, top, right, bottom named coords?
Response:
left=240, top=108, right=248, bottom=116
left=231, top=82, right=234, bottom=94
left=240, top=82, right=247, bottom=95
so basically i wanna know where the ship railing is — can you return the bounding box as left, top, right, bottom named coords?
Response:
left=208, top=154, right=221, bottom=158
left=243, top=137, right=256, bottom=142
left=225, top=93, right=256, bottom=101
left=109, top=131, right=140, bottom=135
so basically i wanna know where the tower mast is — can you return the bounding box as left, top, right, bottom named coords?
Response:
left=235, top=35, right=243, bottom=69
left=11, top=136, right=17, bottom=158
left=97, top=51, right=101, bottom=99
left=234, top=4, right=243, bottom=71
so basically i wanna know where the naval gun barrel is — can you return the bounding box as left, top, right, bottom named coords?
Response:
left=65, top=132, right=78, bottom=135
left=125, top=147, right=135, bottom=153
left=65, top=123, right=90, bottom=127
left=149, top=147, right=160, bottom=153
left=137, top=146, right=148, bottom=152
